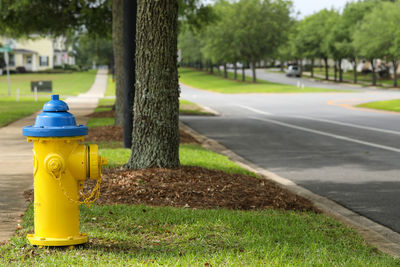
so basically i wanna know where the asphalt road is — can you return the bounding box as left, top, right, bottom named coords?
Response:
left=180, top=69, right=400, bottom=233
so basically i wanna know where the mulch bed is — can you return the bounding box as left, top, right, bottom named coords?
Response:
left=99, top=166, right=317, bottom=212
left=24, top=111, right=317, bottom=213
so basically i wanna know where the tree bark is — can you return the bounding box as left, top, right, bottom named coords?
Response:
left=334, top=61, right=337, bottom=82
left=210, top=63, right=213, bottom=74
left=251, top=61, right=256, bottom=83
left=310, top=58, right=314, bottom=78
left=112, top=0, right=124, bottom=126
left=234, top=62, right=237, bottom=80
left=122, top=0, right=136, bottom=149
left=242, top=63, right=245, bottom=81
left=393, top=60, right=398, bottom=87
left=339, top=60, right=343, bottom=82
left=324, top=57, right=328, bottom=80
left=217, top=63, right=221, bottom=76
left=223, top=63, right=227, bottom=78
left=127, top=0, right=180, bottom=169
left=371, top=59, right=376, bottom=86
left=352, top=59, right=357, bottom=84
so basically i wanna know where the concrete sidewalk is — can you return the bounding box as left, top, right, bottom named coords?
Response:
left=0, top=69, right=107, bottom=242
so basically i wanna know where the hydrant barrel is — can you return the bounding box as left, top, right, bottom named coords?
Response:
left=23, top=95, right=106, bottom=246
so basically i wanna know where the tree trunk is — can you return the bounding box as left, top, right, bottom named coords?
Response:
left=234, top=62, right=237, bottom=80
left=242, top=63, right=245, bottom=81
left=210, top=64, right=214, bottom=74
left=112, top=0, right=124, bottom=126
left=353, top=59, right=357, bottom=84
left=371, top=59, right=376, bottom=86
left=310, top=58, right=314, bottom=78
left=334, top=61, right=337, bottom=82
left=127, top=0, right=180, bottom=169
left=298, top=59, right=303, bottom=73
left=324, top=57, right=328, bottom=80
left=122, top=0, right=136, bottom=149
left=280, top=60, right=284, bottom=72
left=217, top=64, right=221, bottom=76
left=223, top=63, right=227, bottom=78
left=339, top=60, right=343, bottom=82
left=393, top=60, right=398, bottom=87
left=251, top=61, right=256, bottom=83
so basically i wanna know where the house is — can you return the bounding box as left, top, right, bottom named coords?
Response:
left=0, top=35, right=75, bottom=72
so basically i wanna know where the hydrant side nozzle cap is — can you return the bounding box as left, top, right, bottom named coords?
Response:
left=43, top=94, right=69, bottom=112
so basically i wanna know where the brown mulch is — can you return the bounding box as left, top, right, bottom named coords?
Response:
left=98, top=166, right=318, bottom=212
left=86, top=125, right=199, bottom=144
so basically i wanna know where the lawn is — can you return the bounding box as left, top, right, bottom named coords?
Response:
left=302, top=67, right=395, bottom=87
left=179, top=67, right=343, bottom=93
left=179, top=99, right=214, bottom=115
left=105, top=74, right=116, bottom=97
left=2, top=202, right=398, bottom=266
left=357, top=99, right=400, bottom=112
left=0, top=70, right=97, bottom=96
left=0, top=97, right=47, bottom=127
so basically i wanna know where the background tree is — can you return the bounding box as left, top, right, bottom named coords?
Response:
left=353, top=2, right=390, bottom=86
left=0, top=0, right=112, bottom=38
left=179, top=29, right=204, bottom=69
left=112, top=0, right=124, bottom=126
left=232, top=0, right=292, bottom=82
left=295, top=9, right=337, bottom=79
left=126, top=0, right=180, bottom=169
left=74, top=34, right=113, bottom=68
left=335, top=0, right=379, bottom=83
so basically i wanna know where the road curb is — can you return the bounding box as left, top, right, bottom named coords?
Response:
left=180, top=121, right=400, bottom=258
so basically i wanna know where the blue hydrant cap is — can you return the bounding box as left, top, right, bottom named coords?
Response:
left=22, top=94, right=88, bottom=137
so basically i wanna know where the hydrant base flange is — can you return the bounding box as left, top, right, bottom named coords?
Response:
left=27, top=233, right=88, bottom=246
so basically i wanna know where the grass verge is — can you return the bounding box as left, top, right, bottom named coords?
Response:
left=180, top=99, right=214, bottom=115
left=2, top=202, right=398, bottom=265
left=0, top=97, right=47, bottom=127
left=0, top=70, right=97, bottom=96
left=357, top=99, right=400, bottom=112
left=179, top=67, right=344, bottom=94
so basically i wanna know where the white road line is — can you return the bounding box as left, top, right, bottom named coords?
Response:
left=237, top=104, right=400, bottom=136
left=235, top=104, right=273, bottom=116
left=295, top=115, right=400, bottom=136
left=251, top=116, right=400, bottom=153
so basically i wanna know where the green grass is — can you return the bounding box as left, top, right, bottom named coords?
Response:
left=302, top=67, right=395, bottom=86
left=0, top=70, right=97, bottom=96
left=179, top=99, right=214, bottom=115
left=87, top=117, right=115, bottom=128
left=105, top=74, right=116, bottom=96
left=0, top=97, right=47, bottom=127
left=179, top=68, right=343, bottom=94
left=98, top=143, right=255, bottom=176
left=357, top=99, right=400, bottom=112
left=1, top=203, right=398, bottom=266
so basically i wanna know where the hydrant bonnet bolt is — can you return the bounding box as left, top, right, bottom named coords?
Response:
left=22, top=94, right=106, bottom=247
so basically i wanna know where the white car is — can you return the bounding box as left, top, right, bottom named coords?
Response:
left=285, top=65, right=301, bottom=77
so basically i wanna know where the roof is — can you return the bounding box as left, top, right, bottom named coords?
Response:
left=12, top=49, right=38, bottom=54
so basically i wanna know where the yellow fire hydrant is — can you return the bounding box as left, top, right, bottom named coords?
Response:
left=23, top=95, right=107, bottom=246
